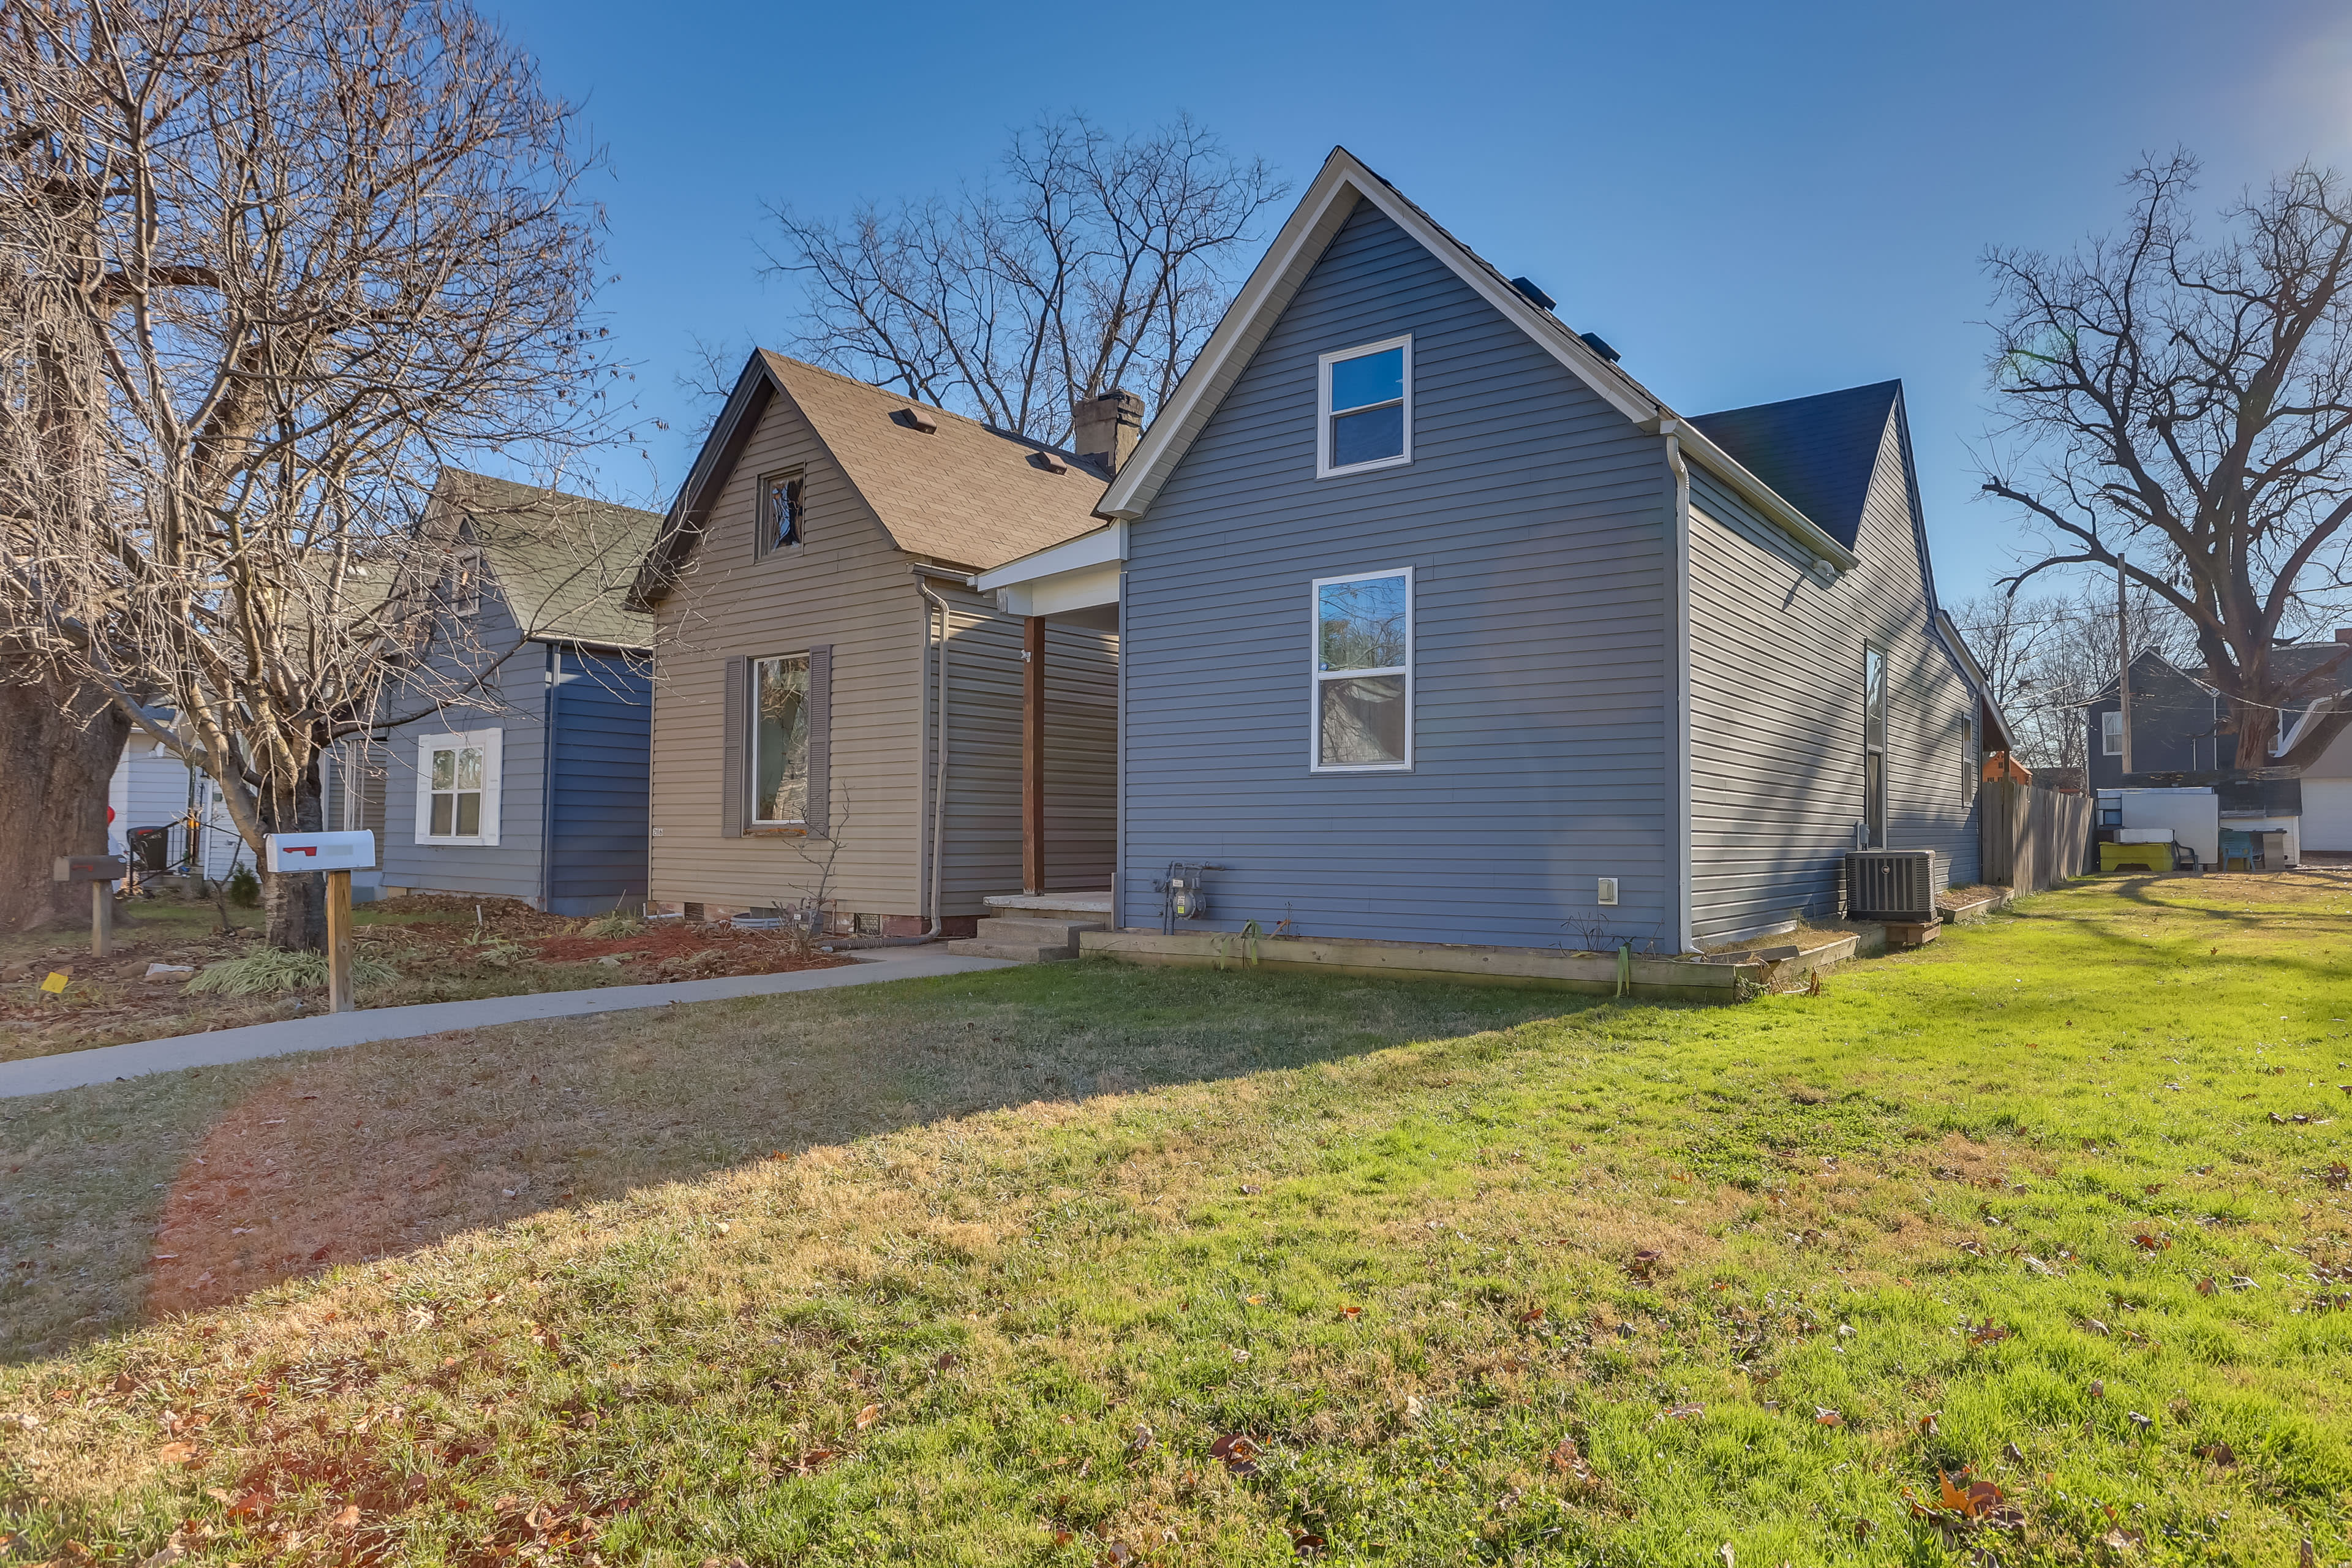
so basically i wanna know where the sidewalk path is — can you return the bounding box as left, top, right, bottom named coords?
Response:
left=0, top=949, right=1017, bottom=1098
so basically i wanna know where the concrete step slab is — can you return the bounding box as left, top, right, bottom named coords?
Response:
left=945, top=938, right=1074, bottom=962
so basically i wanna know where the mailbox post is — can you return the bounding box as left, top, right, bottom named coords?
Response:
left=53, top=854, right=126, bottom=957
left=263, top=831, right=377, bottom=1013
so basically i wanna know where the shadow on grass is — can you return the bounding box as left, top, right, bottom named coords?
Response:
left=1, top=960, right=1618, bottom=1362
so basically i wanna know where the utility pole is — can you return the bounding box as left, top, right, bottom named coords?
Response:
left=2116, top=552, right=2133, bottom=777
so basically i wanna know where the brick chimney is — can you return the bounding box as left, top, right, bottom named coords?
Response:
left=1071, top=389, right=1145, bottom=477
left=2337, top=627, right=2352, bottom=644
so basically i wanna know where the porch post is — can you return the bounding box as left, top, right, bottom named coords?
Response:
left=1023, top=615, right=1046, bottom=895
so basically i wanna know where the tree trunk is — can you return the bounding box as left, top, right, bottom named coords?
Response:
left=0, top=652, right=130, bottom=932
left=258, top=760, right=328, bottom=951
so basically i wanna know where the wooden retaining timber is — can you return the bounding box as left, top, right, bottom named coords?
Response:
left=1077, top=930, right=1766, bottom=1003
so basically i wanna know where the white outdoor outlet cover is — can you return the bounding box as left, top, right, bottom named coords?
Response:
left=1597, top=876, right=1619, bottom=906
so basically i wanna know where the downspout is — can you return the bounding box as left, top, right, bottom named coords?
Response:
left=1660, top=423, right=1697, bottom=954
left=538, top=641, right=556, bottom=914
left=820, top=569, right=957, bottom=950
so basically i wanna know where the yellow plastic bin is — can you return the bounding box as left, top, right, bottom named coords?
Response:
left=2099, top=841, right=2173, bottom=873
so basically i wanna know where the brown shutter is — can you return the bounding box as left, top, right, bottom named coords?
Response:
left=720, top=655, right=747, bottom=839
left=806, top=644, right=832, bottom=839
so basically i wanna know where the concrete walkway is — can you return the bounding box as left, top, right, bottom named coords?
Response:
left=0, top=948, right=1016, bottom=1099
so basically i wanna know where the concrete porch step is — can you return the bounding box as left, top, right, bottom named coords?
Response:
left=984, top=891, right=1113, bottom=925
left=944, top=938, right=1076, bottom=962
left=974, top=915, right=1106, bottom=950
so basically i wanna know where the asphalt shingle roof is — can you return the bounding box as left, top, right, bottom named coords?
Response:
left=437, top=470, right=662, bottom=649
left=1687, top=381, right=1901, bottom=551
left=756, top=352, right=1110, bottom=571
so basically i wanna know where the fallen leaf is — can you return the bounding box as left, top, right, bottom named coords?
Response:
left=2195, top=1441, right=2236, bottom=1466
left=2132, top=1233, right=2171, bottom=1252
left=2103, top=1526, right=2146, bottom=1552
left=1717, top=1545, right=1735, bottom=1568
left=1852, top=1518, right=1876, bottom=1543
left=1918, top=1413, right=1939, bottom=1436
left=328, top=1505, right=360, bottom=1531
left=791, top=1448, right=838, bottom=1474
left=1814, top=1407, right=1844, bottom=1427
left=2196, top=1277, right=2218, bottom=1297
left=1664, top=1403, right=1704, bottom=1420
left=155, top=1442, right=197, bottom=1466
left=1967, top=1318, right=2010, bottom=1345
left=1517, top=1307, right=1545, bottom=1325
left=1244, top=1294, right=1265, bottom=1305
left=1339, top=1305, right=1362, bottom=1322
left=1627, top=1249, right=1662, bottom=1281
left=2002, top=1441, right=2026, bottom=1464
left=1209, top=1433, right=1261, bottom=1476
left=854, top=1403, right=881, bottom=1430
left=2089, top=1379, right=2106, bottom=1398
left=1547, top=1437, right=1594, bottom=1483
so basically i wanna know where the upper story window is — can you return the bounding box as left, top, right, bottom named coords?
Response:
left=1312, top=568, right=1412, bottom=771
left=444, top=546, right=483, bottom=616
left=758, top=470, right=804, bottom=558
left=2101, top=709, right=2124, bottom=756
left=1317, top=336, right=1412, bottom=478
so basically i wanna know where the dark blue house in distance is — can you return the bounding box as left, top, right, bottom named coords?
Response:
left=368, top=470, right=662, bottom=915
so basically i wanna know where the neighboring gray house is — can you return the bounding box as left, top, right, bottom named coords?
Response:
left=976, top=147, right=2000, bottom=950
left=371, top=470, right=663, bottom=915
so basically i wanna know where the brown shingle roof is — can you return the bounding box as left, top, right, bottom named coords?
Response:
left=757, top=352, right=1108, bottom=571
left=632, top=353, right=1111, bottom=605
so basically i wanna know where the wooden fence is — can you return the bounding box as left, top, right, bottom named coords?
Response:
left=1980, top=778, right=2090, bottom=892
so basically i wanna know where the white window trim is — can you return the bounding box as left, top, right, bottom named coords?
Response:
left=1316, top=334, right=1414, bottom=480
left=749, top=650, right=812, bottom=827
left=2101, top=709, right=2124, bottom=756
left=412, top=728, right=502, bottom=846
left=1309, top=566, right=1414, bottom=774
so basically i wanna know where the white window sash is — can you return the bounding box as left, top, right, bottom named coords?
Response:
left=1309, top=566, right=1414, bottom=773
left=1316, top=334, right=1414, bottom=480
left=2101, top=709, right=2124, bottom=756
left=412, top=728, right=502, bottom=846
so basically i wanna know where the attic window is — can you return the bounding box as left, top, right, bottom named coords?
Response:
left=443, top=547, right=482, bottom=616
left=758, top=470, right=803, bottom=558
left=900, top=407, right=938, bottom=434
left=1317, top=336, right=1412, bottom=478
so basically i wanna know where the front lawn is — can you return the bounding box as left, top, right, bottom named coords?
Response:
left=0, top=895, right=844, bottom=1064
left=2, top=872, right=2348, bottom=1566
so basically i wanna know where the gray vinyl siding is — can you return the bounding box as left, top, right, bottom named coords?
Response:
left=1120, top=198, right=1674, bottom=948
left=379, top=586, right=550, bottom=902
left=645, top=392, right=1118, bottom=919
left=1687, top=413, right=1980, bottom=940
left=929, top=589, right=1119, bottom=903
left=2084, top=656, right=2223, bottom=787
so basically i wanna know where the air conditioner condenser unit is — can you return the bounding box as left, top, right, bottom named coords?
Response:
left=1844, top=850, right=1937, bottom=922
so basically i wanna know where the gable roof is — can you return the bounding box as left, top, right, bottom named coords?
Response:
left=632, top=352, right=1109, bottom=606
left=1687, top=382, right=1900, bottom=553
left=1095, top=145, right=1860, bottom=572
left=435, top=470, right=661, bottom=649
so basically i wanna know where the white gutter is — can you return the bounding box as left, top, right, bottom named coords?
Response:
left=1660, top=424, right=1697, bottom=955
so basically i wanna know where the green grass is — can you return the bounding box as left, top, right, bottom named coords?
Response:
left=2, top=872, right=2350, bottom=1566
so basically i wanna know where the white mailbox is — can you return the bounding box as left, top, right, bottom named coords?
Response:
left=263, top=829, right=377, bottom=873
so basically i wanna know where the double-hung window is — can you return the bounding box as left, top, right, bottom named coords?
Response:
left=2101, top=709, right=2124, bottom=756
left=1863, top=646, right=1888, bottom=847
left=757, top=470, right=803, bottom=558
left=1312, top=569, right=1412, bottom=770
left=414, top=728, right=500, bottom=845
left=752, top=653, right=811, bottom=825
left=1317, top=336, right=1412, bottom=478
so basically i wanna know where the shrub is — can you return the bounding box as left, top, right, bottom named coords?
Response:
left=186, top=948, right=398, bottom=997
left=225, top=865, right=260, bottom=907
left=582, top=911, right=644, bottom=938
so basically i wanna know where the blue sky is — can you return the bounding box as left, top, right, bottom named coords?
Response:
left=493, top=0, right=2352, bottom=603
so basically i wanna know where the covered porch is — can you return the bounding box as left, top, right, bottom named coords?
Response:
left=949, top=521, right=1123, bottom=951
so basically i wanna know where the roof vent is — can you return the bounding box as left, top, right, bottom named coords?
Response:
left=1578, top=331, right=1621, bottom=364
left=1509, top=276, right=1556, bottom=311
left=898, top=407, right=938, bottom=434
left=1033, top=450, right=1069, bottom=474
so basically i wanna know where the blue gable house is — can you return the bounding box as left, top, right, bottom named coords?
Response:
left=368, top=471, right=663, bottom=915
left=974, top=149, right=2001, bottom=951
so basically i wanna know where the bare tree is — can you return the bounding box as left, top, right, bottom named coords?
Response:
left=761, top=112, right=1286, bottom=444
left=1981, top=153, right=2352, bottom=769
left=0, top=0, right=622, bottom=949
left=1951, top=586, right=2196, bottom=768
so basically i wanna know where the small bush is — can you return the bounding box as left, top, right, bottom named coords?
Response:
left=186, top=948, right=399, bottom=997
left=225, top=865, right=260, bottom=908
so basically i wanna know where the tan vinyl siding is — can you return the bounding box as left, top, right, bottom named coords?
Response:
left=648, top=398, right=925, bottom=914
left=647, top=394, right=1118, bottom=919
left=1687, top=414, right=1980, bottom=941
